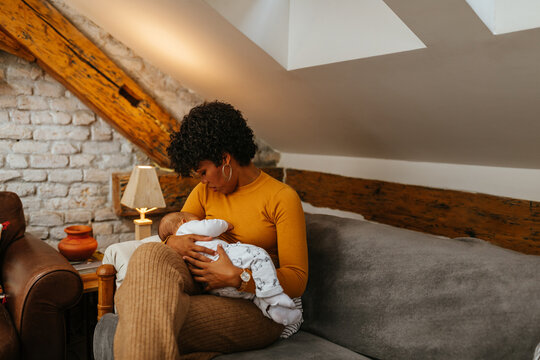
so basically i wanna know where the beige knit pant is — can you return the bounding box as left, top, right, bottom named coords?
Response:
left=114, top=242, right=284, bottom=360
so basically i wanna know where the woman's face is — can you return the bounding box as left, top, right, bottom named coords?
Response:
left=192, top=160, right=235, bottom=194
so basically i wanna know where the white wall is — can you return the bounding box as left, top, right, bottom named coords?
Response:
left=279, top=152, right=540, bottom=203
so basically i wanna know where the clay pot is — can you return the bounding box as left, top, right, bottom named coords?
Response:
left=58, top=225, right=97, bottom=262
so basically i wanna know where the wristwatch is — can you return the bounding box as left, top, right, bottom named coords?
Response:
left=238, top=268, right=251, bottom=291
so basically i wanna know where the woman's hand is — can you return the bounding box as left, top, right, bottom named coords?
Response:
left=166, top=234, right=217, bottom=258
left=184, top=245, right=243, bottom=291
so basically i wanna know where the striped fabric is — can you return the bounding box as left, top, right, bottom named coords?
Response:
left=114, top=242, right=285, bottom=360
left=280, top=297, right=303, bottom=338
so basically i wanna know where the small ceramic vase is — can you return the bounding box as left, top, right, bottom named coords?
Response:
left=58, top=225, right=97, bottom=261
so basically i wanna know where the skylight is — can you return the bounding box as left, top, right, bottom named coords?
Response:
left=204, top=0, right=426, bottom=70
left=466, top=0, right=540, bottom=35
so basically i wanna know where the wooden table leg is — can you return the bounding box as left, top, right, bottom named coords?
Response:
left=96, top=264, right=116, bottom=320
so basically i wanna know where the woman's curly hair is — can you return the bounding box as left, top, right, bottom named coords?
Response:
left=168, top=101, right=258, bottom=177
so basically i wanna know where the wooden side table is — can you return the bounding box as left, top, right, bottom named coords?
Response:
left=81, top=272, right=98, bottom=293
left=66, top=255, right=102, bottom=360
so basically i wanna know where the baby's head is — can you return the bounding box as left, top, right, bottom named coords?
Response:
left=178, top=212, right=201, bottom=225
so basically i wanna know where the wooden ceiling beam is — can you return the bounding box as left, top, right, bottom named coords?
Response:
left=0, top=28, right=35, bottom=62
left=112, top=168, right=285, bottom=217
left=286, top=169, right=540, bottom=256
left=0, top=0, right=178, bottom=167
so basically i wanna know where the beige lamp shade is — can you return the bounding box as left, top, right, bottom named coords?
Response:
left=121, top=165, right=166, bottom=210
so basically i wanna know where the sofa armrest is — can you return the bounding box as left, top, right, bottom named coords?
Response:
left=97, top=264, right=116, bottom=320
left=2, top=233, right=83, bottom=360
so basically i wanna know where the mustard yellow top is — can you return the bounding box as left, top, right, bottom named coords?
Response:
left=181, top=171, right=308, bottom=298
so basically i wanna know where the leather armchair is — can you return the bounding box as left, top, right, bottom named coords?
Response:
left=0, top=192, right=83, bottom=360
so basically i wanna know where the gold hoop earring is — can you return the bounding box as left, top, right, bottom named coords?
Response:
left=222, top=164, right=232, bottom=182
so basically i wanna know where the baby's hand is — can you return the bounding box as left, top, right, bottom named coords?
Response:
left=226, top=222, right=234, bottom=231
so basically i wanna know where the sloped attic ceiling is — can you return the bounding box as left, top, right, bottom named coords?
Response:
left=63, top=0, right=540, bottom=169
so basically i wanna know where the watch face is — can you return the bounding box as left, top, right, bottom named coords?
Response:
left=240, top=270, right=250, bottom=282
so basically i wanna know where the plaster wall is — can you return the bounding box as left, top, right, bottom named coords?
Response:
left=59, top=0, right=540, bottom=170
left=279, top=152, right=540, bottom=212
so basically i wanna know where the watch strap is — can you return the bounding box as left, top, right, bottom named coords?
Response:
left=237, top=268, right=252, bottom=292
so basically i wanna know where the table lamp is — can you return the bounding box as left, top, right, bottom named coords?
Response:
left=121, top=165, right=166, bottom=240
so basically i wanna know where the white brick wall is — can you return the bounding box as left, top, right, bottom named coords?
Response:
left=0, top=0, right=279, bottom=252
left=0, top=52, right=159, bottom=250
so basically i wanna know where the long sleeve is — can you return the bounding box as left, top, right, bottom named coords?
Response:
left=178, top=171, right=309, bottom=298
left=181, top=183, right=206, bottom=219
left=272, top=187, right=308, bottom=298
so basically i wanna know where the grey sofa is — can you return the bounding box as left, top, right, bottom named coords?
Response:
left=94, top=213, right=540, bottom=359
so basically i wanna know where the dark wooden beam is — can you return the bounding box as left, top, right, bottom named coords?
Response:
left=0, top=28, right=35, bottom=62
left=0, top=0, right=178, bottom=167
left=113, top=166, right=539, bottom=255
left=285, top=169, right=540, bottom=255
left=112, top=171, right=199, bottom=217
left=112, top=168, right=285, bottom=217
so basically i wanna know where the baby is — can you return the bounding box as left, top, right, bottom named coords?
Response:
left=176, top=213, right=302, bottom=326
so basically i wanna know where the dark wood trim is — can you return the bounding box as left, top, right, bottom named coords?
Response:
left=0, top=0, right=177, bottom=167
left=0, top=28, right=35, bottom=62
left=96, top=264, right=116, bottom=320
left=285, top=169, right=540, bottom=255
left=112, top=171, right=199, bottom=217
left=113, top=166, right=538, bottom=254
left=112, top=167, right=285, bottom=217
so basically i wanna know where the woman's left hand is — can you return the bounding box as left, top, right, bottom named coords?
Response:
left=184, top=245, right=242, bottom=291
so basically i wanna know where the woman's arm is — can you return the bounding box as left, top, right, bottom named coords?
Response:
left=274, top=187, right=309, bottom=298
left=172, top=183, right=240, bottom=285
left=184, top=186, right=308, bottom=296
left=184, top=244, right=244, bottom=291
left=158, top=212, right=217, bottom=258
left=237, top=187, right=308, bottom=298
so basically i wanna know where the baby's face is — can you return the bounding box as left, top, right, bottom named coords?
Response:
left=179, top=212, right=200, bottom=224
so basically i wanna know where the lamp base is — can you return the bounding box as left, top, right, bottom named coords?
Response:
left=134, top=218, right=152, bottom=240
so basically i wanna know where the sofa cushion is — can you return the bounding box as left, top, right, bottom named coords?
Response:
left=94, top=313, right=117, bottom=360
left=302, top=213, right=540, bottom=360
left=93, top=314, right=368, bottom=360
left=0, top=192, right=26, bottom=263
left=216, top=331, right=370, bottom=359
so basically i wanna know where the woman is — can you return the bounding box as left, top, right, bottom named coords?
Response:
left=114, top=101, right=308, bottom=359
